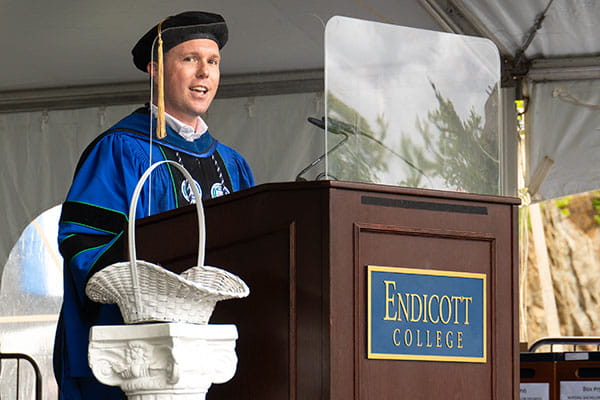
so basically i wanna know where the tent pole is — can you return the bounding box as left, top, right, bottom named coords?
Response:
left=529, top=203, right=561, bottom=337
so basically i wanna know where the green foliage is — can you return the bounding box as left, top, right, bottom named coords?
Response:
left=401, top=82, right=500, bottom=194
left=554, top=196, right=572, bottom=217
left=554, top=197, right=571, bottom=208
left=592, top=195, right=600, bottom=212
left=592, top=192, right=600, bottom=226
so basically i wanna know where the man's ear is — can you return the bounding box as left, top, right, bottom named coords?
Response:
left=147, top=61, right=157, bottom=80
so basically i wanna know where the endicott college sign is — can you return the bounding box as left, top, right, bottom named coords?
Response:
left=368, top=265, right=486, bottom=363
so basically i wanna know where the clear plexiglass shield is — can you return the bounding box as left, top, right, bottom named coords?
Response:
left=322, top=16, right=502, bottom=195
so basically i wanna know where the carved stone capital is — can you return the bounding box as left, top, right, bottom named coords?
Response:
left=89, top=323, right=238, bottom=400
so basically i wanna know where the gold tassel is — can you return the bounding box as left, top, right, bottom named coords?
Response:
left=156, top=19, right=167, bottom=139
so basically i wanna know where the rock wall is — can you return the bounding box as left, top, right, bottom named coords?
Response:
left=523, top=191, right=600, bottom=346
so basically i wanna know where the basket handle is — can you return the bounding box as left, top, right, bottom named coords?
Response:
left=127, top=161, right=205, bottom=310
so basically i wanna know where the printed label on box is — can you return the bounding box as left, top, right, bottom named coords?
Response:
left=520, top=382, right=549, bottom=400
left=561, top=381, right=600, bottom=400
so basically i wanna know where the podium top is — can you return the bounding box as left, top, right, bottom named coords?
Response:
left=136, top=181, right=520, bottom=230
left=204, top=180, right=521, bottom=207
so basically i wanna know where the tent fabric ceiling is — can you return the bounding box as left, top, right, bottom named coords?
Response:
left=459, top=0, right=600, bottom=59
left=0, top=0, right=441, bottom=93
left=1, top=1, right=598, bottom=94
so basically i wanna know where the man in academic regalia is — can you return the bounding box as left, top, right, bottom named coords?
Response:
left=53, top=11, right=254, bottom=399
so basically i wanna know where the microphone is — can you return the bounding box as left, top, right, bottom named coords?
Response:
left=307, top=116, right=325, bottom=130
left=297, top=116, right=431, bottom=186
left=295, top=117, right=347, bottom=181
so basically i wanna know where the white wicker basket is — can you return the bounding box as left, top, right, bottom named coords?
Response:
left=85, top=160, right=249, bottom=324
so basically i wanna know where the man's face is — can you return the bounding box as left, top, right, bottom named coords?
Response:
left=153, top=38, right=221, bottom=127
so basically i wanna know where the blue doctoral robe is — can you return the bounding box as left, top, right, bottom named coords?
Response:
left=53, top=107, right=254, bottom=399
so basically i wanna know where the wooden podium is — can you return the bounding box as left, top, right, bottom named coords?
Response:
left=133, top=181, right=520, bottom=399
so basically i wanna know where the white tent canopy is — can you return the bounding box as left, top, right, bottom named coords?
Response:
left=1, top=0, right=599, bottom=272
left=451, top=0, right=600, bottom=201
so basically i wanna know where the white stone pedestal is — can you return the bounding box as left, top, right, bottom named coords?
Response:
left=88, top=323, right=238, bottom=400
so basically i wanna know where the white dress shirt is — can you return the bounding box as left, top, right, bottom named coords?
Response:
left=151, top=104, right=208, bottom=142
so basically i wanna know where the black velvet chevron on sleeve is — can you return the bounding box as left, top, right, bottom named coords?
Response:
left=59, top=201, right=128, bottom=315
